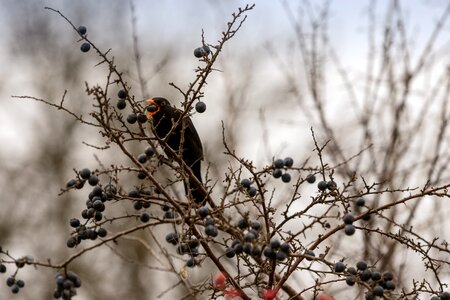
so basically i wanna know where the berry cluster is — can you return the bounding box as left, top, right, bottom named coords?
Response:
left=225, top=218, right=264, bottom=258
left=263, top=239, right=291, bottom=261
left=334, top=260, right=398, bottom=299
left=272, top=157, right=293, bottom=183
left=240, top=178, right=257, bottom=197
left=6, top=276, right=25, bottom=294
left=193, top=45, right=211, bottom=58
left=66, top=168, right=99, bottom=190
left=165, top=230, right=201, bottom=268
left=53, top=271, right=81, bottom=299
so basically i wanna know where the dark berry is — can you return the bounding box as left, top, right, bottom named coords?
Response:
left=283, top=157, right=294, bottom=167
left=77, top=26, right=87, bottom=35
left=305, top=250, right=315, bottom=260
left=202, top=45, right=211, bottom=54
left=66, top=237, right=77, bottom=248
left=165, top=233, right=179, bottom=245
left=164, top=210, right=177, bottom=219
left=104, top=184, right=117, bottom=197
left=137, top=171, right=146, bottom=180
left=276, top=251, right=287, bottom=261
left=270, top=239, right=281, bottom=249
left=79, top=168, right=91, bottom=180
left=327, top=181, right=337, bottom=190
left=360, top=269, right=372, bottom=281
left=97, top=228, right=107, bottom=237
left=251, top=220, right=262, bottom=231
left=281, top=172, right=291, bottom=183
left=95, top=210, right=103, bottom=221
left=225, top=247, right=236, bottom=258
left=344, top=224, right=356, bottom=236
left=66, top=179, right=77, bottom=188
left=144, top=146, right=154, bottom=157
left=343, top=213, right=354, bottom=224
left=373, top=285, right=384, bottom=297
left=140, top=212, right=150, bottom=222
left=244, top=231, right=256, bottom=242
left=306, top=174, right=316, bottom=184
left=87, top=229, right=97, bottom=240
left=385, top=280, right=395, bottom=290
left=195, top=101, right=206, bottom=113
left=365, top=292, right=375, bottom=300
left=356, top=260, right=367, bottom=270
left=334, top=261, right=346, bottom=273
left=248, top=186, right=257, bottom=197
left=233, top=241, right=243, bottom=254
left=16, top=279, right=24, bottom=288
left=263, top=246, right=276, bottom=259
left=204, top=225, right=218, bottom=237
left=198, top=207, right=209, bottom=218
left=87, top=175, right=99, bottom=186
left=440, top=292, right=450, bottom=300
left=117, top=89, right=127, bottom=99
left=80, top=42, right=90, bottom=52
left=186, top=257, right=196, bottom=268
left=0, top=264, right=6, bottom=273
left=272, top=169, right=282, bottom=178
left=11, top=284, right=19, bottom=294
left=128, top=189, right=140, bottom=198
left=93, top=199, right=104, bottom=211
left=194, top=47, right=207, bottom=58
left=240, top=178, right=251, bottom=188
left=345, top=275, right=356, bottom=286
left=431, top=297, right=440, bottom=300
left=362, top=212, right=371, bottom=221
left=237, top=218, right=248, bottom=229
left=127, top=113, right=138, bottom=124
left=356, top=197, right=365, bottom=206
left=371, top=271, right=381, bottom=281
left=133, top=201, right=143, bottom=210
left=347, top=267, right=357, bottom=275
left=70, top=218, right=80, bottom=228
left=273, top=159, right=284, bottom=169
left=75, top=180, right=85, bottom=189
left=204, top=217, right=215, bottom=226
left=137, top=113, right=148, bottom=123
left=382, top=271, right=393, bottom=281
left=137, top=153, right=147, bottom=164
left=251, top=246, right=262, bottom=257
left=243, top=243, right=253, bottom=254
left=6, top=276, right=14, bottom=286
left=117, top=99, right=126, bottom=110
left=317, top=180, right=328, bottom=191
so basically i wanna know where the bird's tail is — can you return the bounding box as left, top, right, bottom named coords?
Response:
left=184, top=160, right=208, bottom=205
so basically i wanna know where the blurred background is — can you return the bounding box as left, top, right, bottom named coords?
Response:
left=0, top=0, right=449, bottom=299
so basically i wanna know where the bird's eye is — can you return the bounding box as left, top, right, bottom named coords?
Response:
left=146, top=105, right=158, bottom=112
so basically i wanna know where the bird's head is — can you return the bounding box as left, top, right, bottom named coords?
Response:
left=145, top=97, right=170, bottom=118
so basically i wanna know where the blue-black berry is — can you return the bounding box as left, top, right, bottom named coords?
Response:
left=80, top=43, right=90, bottom=52
left=248, top=186, right=257, bottom=197
left=79, top=168, right=91, bottom=180
left=77, top=26, right=87, bottom=35
left=87, top=175, right=99, bottom=186
left=356, top=197, right=365, bottom=206
left=195, top=101, right=206, bottom=113
left=334, top=261, right=346, bottom=273
left=281, top=173, right=291, bottom=183
left=140, top=212, right=150, bottom=222
left=137, top=153, right=147, bottom=164
left=272, top=169, right=282, bottom=178
left=283, top=157, right=294, bottom=167
left=144, top=146, right=154, bottom=157
left=127, top=113, right=137, bottom=124
left=198, top=207, right=209, bottom=218
left=117, top=89, right=127, bottom=99
left=344, top=224, right=356, bottom=236
left=204, top=225, right=218, bottom=237
left=318, top=180, right=328, bottom=191
left=273, top=159, right=284, bottom=169
left=117, top=99, right=126, bottom=110
left=240, top=178, right=251, bottom=188
left=306, top=174, right=316, bottom=184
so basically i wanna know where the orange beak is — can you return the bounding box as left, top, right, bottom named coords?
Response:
left=146, top=99, right=160, bottom=118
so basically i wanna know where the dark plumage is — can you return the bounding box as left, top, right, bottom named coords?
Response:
left=146, top=97, right=206, bottom=204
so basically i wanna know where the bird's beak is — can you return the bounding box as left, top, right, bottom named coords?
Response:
left=146, top=99, right=160, bottom=118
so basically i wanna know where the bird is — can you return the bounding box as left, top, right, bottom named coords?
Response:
left=145, top=97, right=206, bottom=204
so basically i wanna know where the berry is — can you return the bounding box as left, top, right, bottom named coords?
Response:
left=193, top=47, right=208, bottom=58
left=365, top=292, right=375, bottom=300
left=237, top=218, right=248, bottom=229
left=79, top=168, right=91, bottom=180
left=117, top=99, right=126, bottom=110
left=276, top=251, right=287, bottom=261
left=16, top=279, right=25, bottom=288
left=77, top=26, right=87, bottom=35
left=0, top=264, right=6, bottom=273
left=263, top=246, right=276, bottom=259
left=94, top=211, right=103, bottom=221
left=204, top=217, right=215, bottom=226
left=243, top=231, right=256, bottom=242
left=360, top=269, right=372, bottom=281
left=233, top=242, right=243, bottom=254
left=93, top=199, right=104, bottom=211
left=133, top=201, right=143, bottom=210
left=198, top=207, right=209, bottom=218
left=186, top=257, right=196, bottom=268
left=97, top=228, right=107, bottom=237
left=240, top=178, right=251, bottom=188
left=371, top=271, right=381, bottom=281
left=251, top=220, right=262, bottom=231
left=283, top=157, right=294, bottom=167
left=273, top=159, right=284, bottom=168
left=128, top=189, right=140, bottom=198
left=272, top=169, right=282, bottom=178
left=137, top=153, right=147, bottom=164
left=373, top=285, right=384, bottom=297
left=344, top=224, right=356, bottom=236
left=306, top=174, right=316, bottom=183
left=11, top=284, right=19, bottom=294
left=164, top=211, right=177, bottom=219
left=333, top=261, right=345, bottom=273
left=117, top=89, right=127, bottom=99
left=356, top=197, right=365, bottom=206
left=281, top=172, right=291, bottom=183
left=305, top=250, right=315, bottom=260
left=205, top=225, right=218, bottom=237
left=243, top=243, right=253, bottom=254
left=70, top=218, right=80, bottom=228
left=87, top=175, right=99, bottom=186
left=440, top=292, right=450, bottom=300
left=251, top=246, right=262, bottom=257
left=225, top=247, right=236, bottom=258
left=165, top=233, right=179, bottom=245
left=66, top=237, right=77, bottom=248
left=127, top=113, right=137, bottom=124
left=356, top=260, right=367, bottom=270
left=80, top=42, right=90, bottom=52
left=6, top=276, right=14, bottom=286
left=247, top=186, right=257, bottom=197
left=343, top=213, right=354, bottom=224
left=318, top=180, right=328, bottom=191
left=137, top=113, right=148, bottom=123
left=383, top=271, right=393, bottom=281
left=347, top=267, right=357, bottom=275
left=385, top=280, right=395, bottom=290
left=195, top=101, right=206, bottom=113
left=140, top=212, right=150, bottom=222
left=144, top=146, right=154, bottom=157
left=345, top=275, right=356, bottom=286
left=327, top=181, right=337, bottom=190
left=270, top=239, right=281, bottom=249
left=137, top=171, right=146, bottom=179
left=202, top=45, right=211, bottom=54
left=66, top=179, right=77, bottom=188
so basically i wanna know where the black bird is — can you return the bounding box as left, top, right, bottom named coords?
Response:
left=146, top=97, right=206, bottom=204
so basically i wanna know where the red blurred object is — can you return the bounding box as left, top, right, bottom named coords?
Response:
left=316, top=294, right=335, bottom=300
left=262, top=288, right=279, bottom=299
left=214, top=272, right=227, bottom=290
left=224, top=288, right=242, bottom=298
